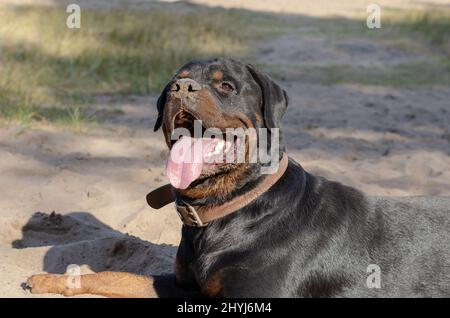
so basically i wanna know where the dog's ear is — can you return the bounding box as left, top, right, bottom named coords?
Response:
left=154, top=84, right=170, bottom=132
left=246, top=64, right=289, bottom=129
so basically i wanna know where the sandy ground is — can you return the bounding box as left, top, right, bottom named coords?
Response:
left=3, top=0, right=449, bottom=16
left=190, top=0, right=450, bottom=17
left=3, top=0, right=449, bottom=15
left=0, top=0, right=449, bottom=297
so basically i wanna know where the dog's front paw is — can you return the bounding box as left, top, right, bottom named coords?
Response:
left=26, top=274, right=73, bottom=296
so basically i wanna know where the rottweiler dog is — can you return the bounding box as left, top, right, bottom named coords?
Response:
left=27, top=58, right=450, bottom=297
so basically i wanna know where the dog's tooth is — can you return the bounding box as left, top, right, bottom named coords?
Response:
left=212, top=140, right=225, bottom=155
left=224, top=141, right=232, bottom=153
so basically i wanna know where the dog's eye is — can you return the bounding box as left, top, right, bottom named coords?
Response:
left=220, top=82, right=235, bottom=92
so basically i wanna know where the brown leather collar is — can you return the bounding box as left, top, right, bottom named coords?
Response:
left=146, top=153, right=289, bottom=227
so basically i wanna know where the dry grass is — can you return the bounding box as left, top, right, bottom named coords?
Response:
left=385, top=9, right=450, bottom=51
left=264, top=8, right=450, bottom=87
left=0, top=6, right=281, bottom=126
left=1, top=5, right=448, bottom=126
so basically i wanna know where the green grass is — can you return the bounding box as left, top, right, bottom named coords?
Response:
left=261, top=8, right=450, bottom=88
left=265, top=60, right=450, bottom=88
left=312, top=62, right=450, bottom=87
left=300, top=8, right=450, bottom=54
left=0, top=6, right=284, bottom=126
left=1, top=5, right=449, bottom=126
left=386, top=10, right=450, bottom=50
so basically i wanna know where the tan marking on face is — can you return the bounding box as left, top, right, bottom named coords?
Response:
left=212, top=70, right=223, bottom=81
left=194, top=89, right=252, bottom=130
left=179, top=163, right=250, bottom=199
left=252, top=111, right=263, bottom=126
left=163, top=88, right=256, bottom=199
left=179, top=70, right=190, bottom=78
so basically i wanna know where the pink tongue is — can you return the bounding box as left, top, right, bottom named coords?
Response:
left=166, top=136, right=218, bottom=189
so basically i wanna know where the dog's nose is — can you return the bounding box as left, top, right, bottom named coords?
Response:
left=170, top=78, right=202, bottom=92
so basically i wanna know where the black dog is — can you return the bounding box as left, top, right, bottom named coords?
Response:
left=27, top=58, right=450, bottom=297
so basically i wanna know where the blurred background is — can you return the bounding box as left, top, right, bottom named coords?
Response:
left=0, top=0, right=449, bottom=297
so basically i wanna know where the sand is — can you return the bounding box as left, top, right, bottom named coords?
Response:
left=190, top=0, right=450, bottom=17
left=0, top=0, right=449, bottom=297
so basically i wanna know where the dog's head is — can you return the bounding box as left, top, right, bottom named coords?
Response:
left=154, top=58, right=288, bottom=199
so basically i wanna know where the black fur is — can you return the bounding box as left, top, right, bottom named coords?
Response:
left=153, top=58, right=450, bottom=297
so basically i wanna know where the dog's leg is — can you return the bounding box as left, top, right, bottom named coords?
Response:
left=26, top=272, right=158, bottom=298
left=26, top=272, right=200, bottom=298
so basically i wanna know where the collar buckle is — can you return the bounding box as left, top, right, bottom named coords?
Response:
left=176, top=200, right=207, bottom=227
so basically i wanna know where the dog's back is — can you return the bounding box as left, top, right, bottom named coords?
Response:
left=355, top=196, right=450, bottom=297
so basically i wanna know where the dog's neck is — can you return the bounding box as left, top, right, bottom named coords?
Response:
left=146, top=153, right=289, bottom=227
